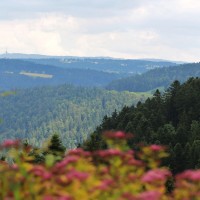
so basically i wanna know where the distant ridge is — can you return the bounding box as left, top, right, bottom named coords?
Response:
left=0, top=55, right=181, bottom=91
left=106, top=62, right=200, bottom=92
left=142, top=58, right=186, bottom=64
left=0, top=52, right=184, bottom=64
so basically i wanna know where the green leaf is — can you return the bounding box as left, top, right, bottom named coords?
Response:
left=45, top=154, right=55, bottom=168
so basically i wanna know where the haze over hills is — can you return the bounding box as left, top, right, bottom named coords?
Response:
left=0, top=53, right=179, bottom=73
left=0, top=53, right=180, bottom=91
left=0, top=52, right=182, bottom=63
left=27, top=57, right=177, bottom=75
left=0, top=59, right=124, bottom=90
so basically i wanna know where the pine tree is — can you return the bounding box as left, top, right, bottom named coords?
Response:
left=47, top=134, right=66, bottom=156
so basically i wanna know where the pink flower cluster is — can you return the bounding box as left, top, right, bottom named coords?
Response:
left=142, top=169, right=171, bottom=183
left=54, top=156, right=78, bottom=170
left=104, top=131, right=133, bottom=139
left=96, top=149, right=122, bottom=157
left=176, top=170, right=200, bottom=181
left=122, top=191, right=161, bottom=200
left=149, top=145, right=164, bottom=151
left=43, top=195, right=72, bottom=200
left=0, top=139, right=20, bottom=148
left=1, top=132, right=200, bottom=199
left=68, top=148, right=91, bottom=157
left=66, top=169, right=89, bottom=182
left=30, top=165, right=52, bottom=180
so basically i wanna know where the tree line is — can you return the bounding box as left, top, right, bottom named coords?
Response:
left=84, top=77, right=200, bottom=174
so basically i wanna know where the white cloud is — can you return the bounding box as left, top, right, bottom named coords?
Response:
left=0, top=14, right=81, bottom=55
left=1, top=0, right=200, bottom=61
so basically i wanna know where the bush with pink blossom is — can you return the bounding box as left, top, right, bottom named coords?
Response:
left=0, top=131, right=200, bottom=199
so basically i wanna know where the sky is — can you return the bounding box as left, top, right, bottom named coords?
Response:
left=0, top=0, right=200, bottom=62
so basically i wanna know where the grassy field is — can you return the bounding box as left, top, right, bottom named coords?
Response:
left=20, top=71, right=53, bottom=78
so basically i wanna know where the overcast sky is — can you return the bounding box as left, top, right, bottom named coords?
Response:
left=0, top=0, right=200, bottom=61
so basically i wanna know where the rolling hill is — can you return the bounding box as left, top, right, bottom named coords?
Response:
left=1, top=52, right=178, bottom=75
left=27, top=57, right=177, bottom=75
left=106, top=62, right=200, bottom=92
left=0, top=59, right=123, bottom=90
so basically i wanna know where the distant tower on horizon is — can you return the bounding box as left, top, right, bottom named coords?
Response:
left=4, top=49, right=8, bottom=59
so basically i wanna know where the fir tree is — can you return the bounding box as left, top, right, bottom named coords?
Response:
left=47, top=134, right=66, bottom=156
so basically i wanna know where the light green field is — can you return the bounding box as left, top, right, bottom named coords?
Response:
left=20, top=71, right=53, bottom=78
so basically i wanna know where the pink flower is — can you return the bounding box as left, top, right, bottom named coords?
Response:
left=100, top=167, right=109, bottom=175
left=121, top=193, right=136, bottom=200
left=142, top=169, right=171, bottom=183
left=149, top=145, right=164, bottom=151
left=176, top=170, right=200, bottom=181
left=104, top=131, right=133, bottom=139
left=126, top=150, right=135, bottom=155
left=54, top=156, right=78, bottom=170
left=67, top=170, right=89, bottom=182
left=138, top=191, right=161, bottom=200
left=42, top=172, right=52, bottom=180
left=96, top=149, right=121, bottom=158
left=95, top=179, right=114, bottom=191
left=43, top=196, right=53, bottom=200
left=1, top=139, right=20, bottom=148
left=43, top=196, right=72, bottom=200
left=30, top=165, right=52, bottom=180
left=127, top=158, right=143, bottom=166
left=122, top=191, right=161, bottom=200
left=68, top=148, right=91, bottom=157
left=128, top=174, right=138, bottom=181
left=11, top=164, right=18, bottom=170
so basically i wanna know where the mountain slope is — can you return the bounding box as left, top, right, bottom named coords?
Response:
left=85, top=78, right=200, bottom=173
left=106, top=62, right=200, bottom=92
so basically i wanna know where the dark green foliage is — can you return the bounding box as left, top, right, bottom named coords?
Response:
left=84, top=78, right=200, bottom=173
left=173, top=143, right=185, bottom=173
left=0, top=84, right=149, bottom=148
left=47, top=134, right=65, bottom=155
left=29, top=134, right=65, bottom=163
left=191, top=140, right=200, bottom=168
left=106, top=63, right=200, bottom=92
left=30, top=149, right=45, bottom=164
left=0, top=156, right=5, bottom=161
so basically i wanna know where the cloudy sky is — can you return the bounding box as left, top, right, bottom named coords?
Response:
left=0, top=0, right=200, bottom=61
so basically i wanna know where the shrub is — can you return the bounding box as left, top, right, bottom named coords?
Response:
left=0, top=131, right=200, bottom=199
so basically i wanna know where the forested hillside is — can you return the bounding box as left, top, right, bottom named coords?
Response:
left=106, top=62, right=200, bottom=92
left=0, top=84, right=149, bottom=148
left=85, top=77, right=200, bottom=173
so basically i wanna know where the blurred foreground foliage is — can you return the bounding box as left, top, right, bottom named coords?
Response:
left=0, top=132, right=200, bottom=200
